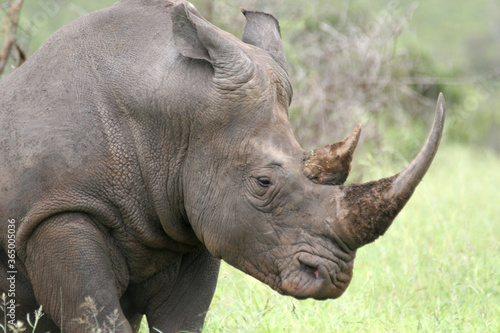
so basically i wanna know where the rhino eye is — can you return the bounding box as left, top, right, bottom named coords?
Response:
left=256, top=177, right=272, bottom=188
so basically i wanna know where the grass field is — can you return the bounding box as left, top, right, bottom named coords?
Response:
left=141, top=143, right=499, bottom=332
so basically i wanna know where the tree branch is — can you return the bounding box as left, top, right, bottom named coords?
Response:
left=396, top=67, right=500, bottom=86
left=0, top=0, right=25, bottom=76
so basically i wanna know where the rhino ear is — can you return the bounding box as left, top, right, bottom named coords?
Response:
left=171, top=3, right=211, bottom=61
left=241, top=9, right=287, bottom=72
left=171, top=3, right=254, bottom=83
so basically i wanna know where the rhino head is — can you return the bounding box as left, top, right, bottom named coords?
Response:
left=170, top=3, right=445, bottom=299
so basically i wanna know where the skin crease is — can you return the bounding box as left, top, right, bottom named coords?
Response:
left=0, top=0, right=444, bottom=332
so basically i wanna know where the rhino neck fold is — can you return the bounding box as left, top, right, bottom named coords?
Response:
left=116, top=101, right=202, bottom=247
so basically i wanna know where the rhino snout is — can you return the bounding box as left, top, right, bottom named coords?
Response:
left=279, top=252, right=354, bottom=300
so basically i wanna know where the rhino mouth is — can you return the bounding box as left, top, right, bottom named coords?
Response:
left=278, top=253, right=353, bottom=300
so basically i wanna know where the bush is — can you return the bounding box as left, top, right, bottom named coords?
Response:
left=190, top=0, right=452, bottom=174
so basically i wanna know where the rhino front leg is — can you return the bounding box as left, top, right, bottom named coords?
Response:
left=144, top=248, right=221, bottom=333
left=23, top=213, right=132, bottom=332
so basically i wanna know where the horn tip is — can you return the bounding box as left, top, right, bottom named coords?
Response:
left=348, top=123, right=362, bottom=142
left=437, top=93, right=445, bottom=115
left=352, top=123, right=362, bottom=134
left=434, top=93, right=446, bottom=131
left=438, top=92, right=445, bottom=105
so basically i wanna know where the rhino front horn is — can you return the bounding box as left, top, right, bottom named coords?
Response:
left=303, top=124, right=361, bottom=185
left=337, top=93, right=445, bottom=249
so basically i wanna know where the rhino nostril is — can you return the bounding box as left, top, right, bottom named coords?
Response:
left=299, top=261, right=320, bottom=279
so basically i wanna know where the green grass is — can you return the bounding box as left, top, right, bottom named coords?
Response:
left=188, top=143, right=499, bottom=332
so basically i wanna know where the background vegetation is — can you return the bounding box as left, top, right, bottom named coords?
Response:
left=1, top=0, right=498, bottom=332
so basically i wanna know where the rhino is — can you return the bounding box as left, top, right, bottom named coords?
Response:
left=0, top=0, right=445, bottom=332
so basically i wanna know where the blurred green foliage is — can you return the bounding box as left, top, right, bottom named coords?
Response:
left=1, top=0, right=499, bottom=155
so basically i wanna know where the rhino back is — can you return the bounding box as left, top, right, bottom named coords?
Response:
left=0, top=0, right=182, bottom=245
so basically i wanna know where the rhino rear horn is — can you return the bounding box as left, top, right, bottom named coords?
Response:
left=241, top=9, right=287, bottom=72
left=303, top=124, right=361, bottom=185
left=171, top=3, right=254, bottom=83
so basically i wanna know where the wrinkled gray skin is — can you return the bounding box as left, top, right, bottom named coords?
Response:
left=0, top=0, right=445, bottom=332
